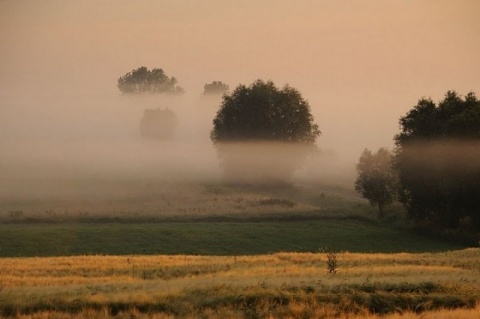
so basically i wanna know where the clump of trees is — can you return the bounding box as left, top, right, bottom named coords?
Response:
left=140, top=108, right=177, bottom=140
left=118, top=66, right=184, bottom=95
left=354, top=90, right=480, bottom=240
left=203, top=81, right=229, bottom=95
left=394, top=91, right=480, bottom=231
left=211, top=80, right=320, bottom=183
left=355, top=148, right=397, bottom=218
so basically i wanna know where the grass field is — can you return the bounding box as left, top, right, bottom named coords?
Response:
left=0, top=181, right=466, bottom=257
left=0, top=219, right=464, bottom=257
left=1, top=181, right=478, bottom=318
left=1, top=249, right=479, bottom=318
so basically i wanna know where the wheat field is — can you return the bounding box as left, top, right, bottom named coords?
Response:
left=1, top=248, right=479, bottom=318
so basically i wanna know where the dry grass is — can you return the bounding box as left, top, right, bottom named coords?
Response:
left=0, top=182, right=320, bottom=222
left=1, top=249, right=479, bottom=318
left=7, top=303, right=480, bottom=319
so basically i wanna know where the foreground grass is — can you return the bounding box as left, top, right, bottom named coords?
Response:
left=10, top=305, right=480, bottom=319
left=1, top=249, right=479, bottom=318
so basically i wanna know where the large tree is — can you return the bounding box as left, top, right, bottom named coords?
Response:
left=394, top=91, right=480, bottom=231
left=117, top=66, right=184, bottom=95
left=355, top=148, right=397, bottom=218
left=210, top=80, right=320, bottom=182
left=211, top=80, right=320, bottom=144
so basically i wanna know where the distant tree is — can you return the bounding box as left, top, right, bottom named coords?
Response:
left=394, top=91, right=480, bottom=231
left=117, top=66, right=184, bottom=95
left=355, top=148, right=398, bottom=218
left=211, top=80, right=320, bottom=182
left=140, top=108, right=177, bottom=140
left=203, top=81, right=229, bottom=95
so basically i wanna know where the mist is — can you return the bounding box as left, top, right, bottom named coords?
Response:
left=1, top=1, right=479, bottom=211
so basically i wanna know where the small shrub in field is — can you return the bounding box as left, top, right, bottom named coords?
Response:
left=326, top=248, right=337, bottom=274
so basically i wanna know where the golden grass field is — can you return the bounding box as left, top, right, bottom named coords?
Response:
left=1, top=248, right=479, bottom=318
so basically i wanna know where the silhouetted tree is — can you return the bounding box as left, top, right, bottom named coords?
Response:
left=355, top=148, right=397, bottom=218
left=118, top=66, right=184, bottom=95
left=394, top=91, right=480, bottom=231
left=140, top=108, right=177, bottom=140
left=211, top=80, right=320, bottom=144
left=203, top=81, right=229, bottom=95
left=211, top=80, right=320, bottom=183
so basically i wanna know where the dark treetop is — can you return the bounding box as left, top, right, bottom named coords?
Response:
left=211, top=80, right=320, bottom=144
left=117, top=66, right=184, bottom=95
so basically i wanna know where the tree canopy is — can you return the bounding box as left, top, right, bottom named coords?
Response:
left=117, top=66, right=184, bottom=95
left=210, top=80, right=320, bottom=183
left=394, top=91, right=480, bottom=231
left=211, top=80, right=320, bottom=144
left=355, top=148, right=397, bottom=218
left=203, top=81, right=229, bottom=95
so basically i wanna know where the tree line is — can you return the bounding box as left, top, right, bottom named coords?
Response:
left=355, top=91, right=480, bottom=240
left=118, top=65, right=480, bottom=239
left=117, top=66, right=228, bottom=96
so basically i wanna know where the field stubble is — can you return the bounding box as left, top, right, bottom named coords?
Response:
left=1, top=249, right=480, bottom=318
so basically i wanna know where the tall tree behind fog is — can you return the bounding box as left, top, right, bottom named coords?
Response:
left=117, top=66, right=185, bottom=95
left=394, top=91, right=480, bottom=233
left=211, top=80, right=320, bottom=183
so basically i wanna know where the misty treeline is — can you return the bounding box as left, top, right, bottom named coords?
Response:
left=356, top=91, right=480, bottom=240
left=118, top=66, right=479, bottom=239
left=118, top=66, right=229, bottom=96
left=118, top=68, right=321, bottom=183
left=119, top=67, right=232, bottom=141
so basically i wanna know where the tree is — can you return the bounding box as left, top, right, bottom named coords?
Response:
left=140, top=108, right=177, bottom=140
left=394, top=91, right=480, bottom=231
left=211, top=80, right=320, bottom=144
left=203, top=81, right=229, bottom=95
left=355, top=148, right=397, bottom=218
left=117, top=66, right=184, bottom=95
left=210, top=80, right=320, bottom=183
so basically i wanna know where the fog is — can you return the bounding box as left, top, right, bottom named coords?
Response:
left=399, top=140, right=480, bottom=175
left=1, top=1, right=479, bottom=208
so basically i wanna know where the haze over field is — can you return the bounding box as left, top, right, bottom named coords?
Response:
left=1, top=1, right=479, bottom=198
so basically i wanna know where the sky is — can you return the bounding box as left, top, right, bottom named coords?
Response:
left=0, top=0, right=479, bottom=186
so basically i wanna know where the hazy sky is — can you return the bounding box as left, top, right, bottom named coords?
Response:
left=1, top=1, right=479, bottom=178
